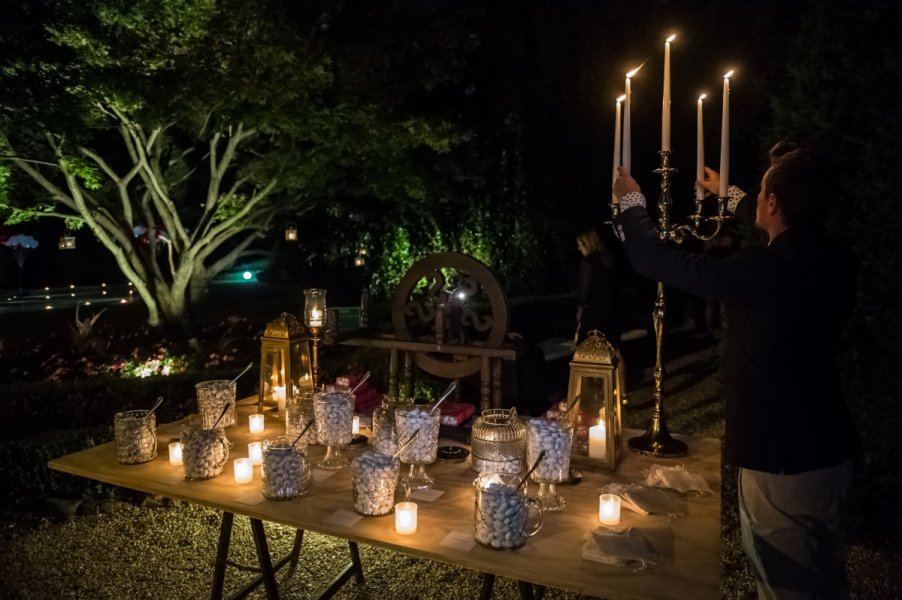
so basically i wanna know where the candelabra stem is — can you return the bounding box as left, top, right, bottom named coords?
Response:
left=628, top=150, right=688, bottom=458
left=310, top=330, right=321, bottom=388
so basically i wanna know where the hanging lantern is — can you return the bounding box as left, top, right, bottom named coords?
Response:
left=564, top=330, right=623, bottom=471
left=58, top=235, right=76, bottom=250
left=353, top=254, right=366, bottom=267
left=258, top=313, right=313, bottom=414
left=284, top=221, right=298, bottom=242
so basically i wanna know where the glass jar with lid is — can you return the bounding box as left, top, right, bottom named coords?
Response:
left=470, top=408, right=527, bottom=475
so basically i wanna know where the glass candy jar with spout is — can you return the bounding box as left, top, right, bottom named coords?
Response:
left=471, top=408, right=527, bottom=475
left=181, top=420, right=229, bottom=480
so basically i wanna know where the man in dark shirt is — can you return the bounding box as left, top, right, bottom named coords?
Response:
left=613, top=148, right=858, bottom=599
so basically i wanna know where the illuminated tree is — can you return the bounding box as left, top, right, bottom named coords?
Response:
left=0, top=0, right=462, bottom=334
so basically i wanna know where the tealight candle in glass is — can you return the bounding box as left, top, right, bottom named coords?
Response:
left=168, top=442, right=183, bottom=466
left=248, top=442, right=263, bottom=465
left=599, top=493, right=621, bottom=525
left=249, top=413, right=265, bottom=434
left=395, top=501, right=417, bottom=535
left=233, top=458, right=253, bottom=484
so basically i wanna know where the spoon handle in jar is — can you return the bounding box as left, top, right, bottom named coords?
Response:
left=291, top=419, right=316, bottom=448
left=393, top=430, right=420, bottom=460
left=210, top=402, right=232, bottom=430
left=429, top=381, right=457, bottom=415
left=517, top=450, right=546, bottom=492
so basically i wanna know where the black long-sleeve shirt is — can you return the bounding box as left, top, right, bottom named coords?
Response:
left=615, top=198, right=858, bottom=473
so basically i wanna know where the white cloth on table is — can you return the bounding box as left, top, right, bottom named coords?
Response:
left=582, top=527, right=659, bottom=571
left=644, top=463, right=712, bottom=495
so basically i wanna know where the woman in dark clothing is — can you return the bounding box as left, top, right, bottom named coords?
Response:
left=575, top=226, right=621, bottom=346
left=575, top=226, right=627, bottom=402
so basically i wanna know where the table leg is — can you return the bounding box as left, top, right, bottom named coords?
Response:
left=210, top=512, right=303, bottom=600
left=249, top=518, right=280, bottom=600
left=211, top=511, right=235, bottom=600
left=315, top=540, right=365, bottom=600
left=517, top=580, right=535, bottom=600
left=479, top=573, right=495, bottom=600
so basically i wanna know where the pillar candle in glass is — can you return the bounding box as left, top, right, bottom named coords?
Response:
left=233, top=458, right=253, bottom=484
left=249, top=413, right=265, bottom=434
left=248, top=441, right=263, bottom=465
left=599, top=494, right=621, bottom=525
left=719, top=71, right=733, bottom=197
left=395, top=501, right=418, bottom=535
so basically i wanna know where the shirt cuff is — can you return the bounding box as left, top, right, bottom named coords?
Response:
left=727, top=185, right=746, bottom=213
left=619, top=192, right=646, bottom=212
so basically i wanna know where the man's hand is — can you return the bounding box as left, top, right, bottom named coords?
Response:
left=613, top=166, right=641, bottom=199
left=697, top=166, right=720, bottom=197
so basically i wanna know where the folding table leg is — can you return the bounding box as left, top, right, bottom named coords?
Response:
left=249, top=518, right=280, bottom=600
left=479, top=573, right=495, bottom=600
left=211, top=512, right=235, bottom=600
left=315, top=540, right=366, bottom=600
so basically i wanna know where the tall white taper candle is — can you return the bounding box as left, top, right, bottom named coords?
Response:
left=662, top=35, right=675, bottom=151
left=719, top=71, right=733, bottom=198
left=697, top=94, right=706, bottom=201
left=612, top=95, right=625, bottom=203
left=623, top=75, right=632, bottom=172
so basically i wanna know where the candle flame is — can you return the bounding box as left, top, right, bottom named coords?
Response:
left=616, top=94, right=626, bottom=103
left=698, top=93, right=707, bottom=101
left=626, top=66, right=641, bottom=79
left=724, top=70, right=734, bottom=79
left=666, top=34, right=676, bottom=43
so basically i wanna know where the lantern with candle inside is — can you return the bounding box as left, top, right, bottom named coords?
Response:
left=258, top=313, right=313, bottom=414
left=303, top=288, right=327, bottom=387
left=563, top=330, right=623, bottom=471
left=395, top=501, right=417, bottom=535
left=233, top=458, right=253, bottom=484
left=599, top=493, right=621, bottom=526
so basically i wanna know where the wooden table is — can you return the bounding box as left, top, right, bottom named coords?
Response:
left=49, top=401, right=721, bottom=600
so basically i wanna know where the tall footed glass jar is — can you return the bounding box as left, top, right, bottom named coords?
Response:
left=395, top=404, right=441, bottom=489
left=313, top=390, right=354, bottom=470
left=525, top=418, right=574, bottom=511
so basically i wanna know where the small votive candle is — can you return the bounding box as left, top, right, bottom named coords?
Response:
left=248, top=442, right=263, bottom=465
left=249, top=413, right=265, bottom=434
left=352, top=415, right=360, bottom=435
left=599, top=494, right=621, bottom=525
left=395, top=501, right=417, bottom=535
left=168, top=442, right=183, bottom=466
left=233, top=458, right=253, bottom=484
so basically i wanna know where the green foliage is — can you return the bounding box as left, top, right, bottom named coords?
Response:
left=770, top=0, right=902, bottom=482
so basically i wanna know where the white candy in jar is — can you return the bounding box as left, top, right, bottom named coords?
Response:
left=475, top=482, right=528, bottom=549
left=313, top=392, right=354, bottom=445
left=395, top=406, right=440, bottom=465
left=351, top=451, right=400, bottom=516
left=262, top=441, right=310, bottom=500
left=196, top=380, right=236, bottom=428
left=182, top=427, right=228, bottom=480
left=526, top=419, right=572, bottom=482
left=114, top=411, right=157, bottom=464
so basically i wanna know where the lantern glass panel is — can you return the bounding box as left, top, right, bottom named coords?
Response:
left=304, top=288, right=327, bottom=328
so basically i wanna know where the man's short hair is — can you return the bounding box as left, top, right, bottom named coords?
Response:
left=764, top=148, right=840, bottom=226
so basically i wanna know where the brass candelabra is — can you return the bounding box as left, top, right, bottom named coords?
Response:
left=614, top=150, right=730, bottom=457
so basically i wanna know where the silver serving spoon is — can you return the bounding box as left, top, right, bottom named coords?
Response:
left=230, top=362, right=254, bottom=385
left=210, top=402, right=232, bottom=430
left=345, top=371, right=371, bottom=399
left=144, top=395, right=164, bottom=419
left=516, top=450, right=546, bottom=492
left=291, top=419, right=316, bottom=448
left=429, top=381, right=457, bottom=415
left=392, top=430, right=420, bottom=460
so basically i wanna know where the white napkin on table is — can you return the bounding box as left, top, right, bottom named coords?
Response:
left=644, top=463, right=712, bottom=495
left=582, top=527, right=660, bottom=571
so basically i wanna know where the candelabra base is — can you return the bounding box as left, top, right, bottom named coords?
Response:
left=627, top=412, right=687, bottom=458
